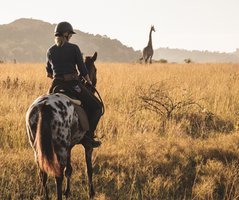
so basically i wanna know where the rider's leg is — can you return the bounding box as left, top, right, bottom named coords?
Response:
left=82, top=107, right=102, bottom=147
left=73, top=83, right=103, bottom=148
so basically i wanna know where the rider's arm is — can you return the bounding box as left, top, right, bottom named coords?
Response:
left=46, top=49, right=54, bottom=78
left=74, top=45, right=89, bottom=76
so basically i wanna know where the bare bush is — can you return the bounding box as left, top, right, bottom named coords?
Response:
left=137, top=80, right=203, bottom=119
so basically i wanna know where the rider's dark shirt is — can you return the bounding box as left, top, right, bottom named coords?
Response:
left=46, top=42, right=89, bottom=78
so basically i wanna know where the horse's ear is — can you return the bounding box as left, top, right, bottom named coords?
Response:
left=92, top=52, right=97, bottom=62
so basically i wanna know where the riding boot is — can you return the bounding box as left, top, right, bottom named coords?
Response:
left=81, top=130, right=101, bottom=148
left=81, top=108, right=102, bottom=148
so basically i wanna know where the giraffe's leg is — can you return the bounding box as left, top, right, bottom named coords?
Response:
left=64, top=149, right=72, bottom=199
left=139, top=57, right=143, bottom=64
left=149, top=56, right=152, bottom=64
left=39, top=169, right=49, bottom=200
left=85, top=146, right=95, bottom=198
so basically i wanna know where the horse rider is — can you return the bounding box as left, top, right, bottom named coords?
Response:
left=46, top=21, right=102, bottom=148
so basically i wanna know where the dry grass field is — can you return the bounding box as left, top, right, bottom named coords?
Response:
left=1, top=62, right=239, bottom=199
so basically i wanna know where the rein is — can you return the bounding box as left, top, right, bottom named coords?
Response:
left=86, top=83, right=105, bottom=116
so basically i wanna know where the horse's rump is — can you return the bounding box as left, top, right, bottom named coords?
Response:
left=26, top=94, right=86, bottom=177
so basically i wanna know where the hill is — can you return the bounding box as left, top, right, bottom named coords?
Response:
left=0, top=18, right=141, bottom=63
left=0, top=18, right=239, bottom=63
left=153, top=47, right=239, bottom=63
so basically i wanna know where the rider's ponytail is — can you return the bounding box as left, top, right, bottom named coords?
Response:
left=55, top=31, right=71, bottom=47
left=55, top=33, right=67, bottom=47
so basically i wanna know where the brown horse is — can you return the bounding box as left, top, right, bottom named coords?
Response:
left=81, top=52, right=97, bottom=93
left=26, top=52, right=98, bottom=199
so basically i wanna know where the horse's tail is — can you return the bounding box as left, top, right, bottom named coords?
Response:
left=34, top=103, right=61, bottom=177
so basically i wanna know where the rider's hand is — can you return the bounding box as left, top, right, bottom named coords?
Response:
left=84, top=74, right=92, bottom=85
left=88, top=80, right=93, bottom=85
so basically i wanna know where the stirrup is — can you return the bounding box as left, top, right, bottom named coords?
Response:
left=81, top=135, right=102, bottom=148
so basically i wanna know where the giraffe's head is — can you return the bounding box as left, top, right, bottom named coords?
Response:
left=151, top=25, right=155, bottom=32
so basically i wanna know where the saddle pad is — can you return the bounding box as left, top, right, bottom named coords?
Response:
left=55, top=93, right=81, bottom=105
left=55, top=93, right=89, bottom=131
left=72, top=104, right=89, bottom=131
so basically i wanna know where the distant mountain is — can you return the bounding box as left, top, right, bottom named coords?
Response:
left=0, top=18, right=141, bottom=63
left=153, top=48, right=239, bottom=63
left=0, top=18, right=239, bottom=63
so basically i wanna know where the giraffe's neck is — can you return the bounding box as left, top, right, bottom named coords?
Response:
left=147, top=29, right=153, bottom=47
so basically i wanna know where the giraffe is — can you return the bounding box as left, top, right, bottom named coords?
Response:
left=140, top=25, right=155, bottom=64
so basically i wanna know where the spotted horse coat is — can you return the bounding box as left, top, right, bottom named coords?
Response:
left=26, top=93, right=94, bottom=199
left=26, top=94, right=83, bottom=161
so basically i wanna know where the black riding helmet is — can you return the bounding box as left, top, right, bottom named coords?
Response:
left=54, top=22, right=76, bottom=36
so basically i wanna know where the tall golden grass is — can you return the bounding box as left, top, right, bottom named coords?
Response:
left=1, top=62, right=239, bottom=199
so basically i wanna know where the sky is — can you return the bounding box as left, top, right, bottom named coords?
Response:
left=1, top=0, right=239, bottom=53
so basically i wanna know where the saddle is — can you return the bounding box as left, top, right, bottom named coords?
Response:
left=52, top=85, right=89, bottom=131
